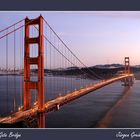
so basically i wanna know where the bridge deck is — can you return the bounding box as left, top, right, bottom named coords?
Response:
left=0, top=74, right=134, bottom=124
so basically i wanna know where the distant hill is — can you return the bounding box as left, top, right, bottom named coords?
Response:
left=93, top=64, right=123, bottom=69
left=0, top=64, right=140, bottom=79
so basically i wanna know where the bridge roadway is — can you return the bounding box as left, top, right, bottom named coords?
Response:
left=0, top=74, right=134, bottom=124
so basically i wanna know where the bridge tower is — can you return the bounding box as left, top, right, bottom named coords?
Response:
left=24, top=15, right=45, bottom=112
left=124, top=57, right=130, bottom=74
left=123, top=57, right=133, bottom=86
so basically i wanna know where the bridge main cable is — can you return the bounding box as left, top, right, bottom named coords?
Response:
left=33, top=24, right=102, bottom=80
left=43, top=17, right=103, bottom=80
left=0, top=18, right=25, bottom=34
left=0, top=18, right=38, bottom=40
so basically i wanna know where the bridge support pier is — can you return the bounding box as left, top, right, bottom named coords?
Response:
left=24, top=15, right=45, bottom=112
left=123, top=77, right=134, bottom=86
left=38, top=112, right=45, bottom=128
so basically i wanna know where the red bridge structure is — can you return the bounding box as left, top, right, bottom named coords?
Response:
left=0, top=16, right=134, bottom=127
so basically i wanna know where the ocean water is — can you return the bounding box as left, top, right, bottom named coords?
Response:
left=0, top=76, right=139, bottom=128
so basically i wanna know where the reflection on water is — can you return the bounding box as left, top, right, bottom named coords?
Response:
left=0, top=76, right=140, bottom=128
left=45, top=82, right=131, bottom=128
left=96, top=86, right=131, bottom=128
left=108, top=80, right=140, bottom=128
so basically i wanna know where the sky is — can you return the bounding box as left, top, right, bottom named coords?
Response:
left=0, top=11, right=140, bottom=67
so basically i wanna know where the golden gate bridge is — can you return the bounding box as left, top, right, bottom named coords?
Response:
left=0, top=15, right=134, bottom=128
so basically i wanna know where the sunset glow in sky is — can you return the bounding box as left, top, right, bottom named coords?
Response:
left=0, top=11, right=140, bottom=66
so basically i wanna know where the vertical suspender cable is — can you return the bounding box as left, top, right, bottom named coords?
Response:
left=57, top=38, right=59, bottom=96
left=6, top=29, right=8, bottom=114
left=21, top=25, right=24, bottom=106
left=71, top=52, right=72, bottom=92
left=64, top=46, right=66, bottom=94
left=63, top=45, right=65, bottom=94
left=50, top=29, right=52, bottom=97
left=14, top=25, right=16, bottom=112
left=53, top=34, right=55, bottom=96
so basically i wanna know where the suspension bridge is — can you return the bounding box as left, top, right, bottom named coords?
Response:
left=0, top=15, right=134, bottom=127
